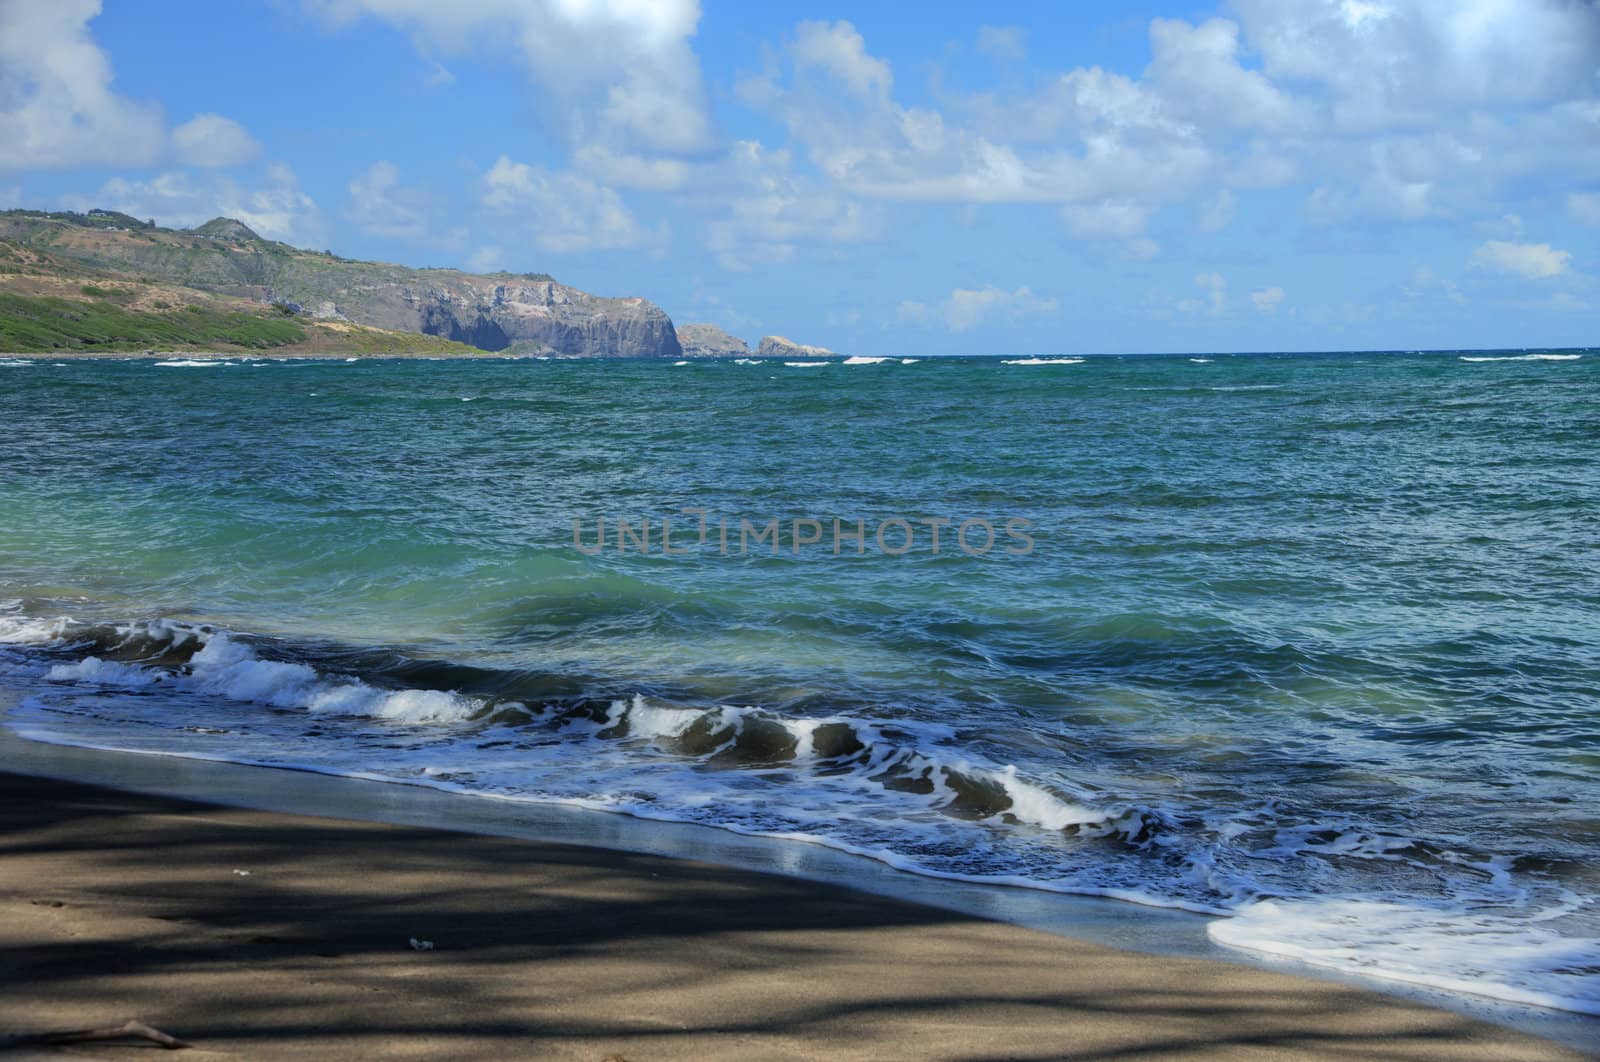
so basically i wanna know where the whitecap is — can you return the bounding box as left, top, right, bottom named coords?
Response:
left=843, top=356, right=889, bottom=365
left=900, top=358, right=920, bottom=364
left=33, top=623, right=482, bottom=725
left=785, top=361, right=830, bottom=367
left=1001, top=357, right=1085, bottom=366
left=1211, top=898, right=1600, bottom=1015
left=154, top=359, right=230, bottom=368
left=1189, top=358, right=1213, bottom=364
left=1460, top=354, right=1582, bottom=362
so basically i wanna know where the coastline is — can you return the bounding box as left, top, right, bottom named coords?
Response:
left=0, top=349, right=506, bottom=361
left=2, top=724, right=1594, bottom=1058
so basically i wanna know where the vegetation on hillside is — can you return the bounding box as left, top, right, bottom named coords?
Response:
left=0, top=290, right=483, bottom=355
left=0, top=292, right=305, bottom=352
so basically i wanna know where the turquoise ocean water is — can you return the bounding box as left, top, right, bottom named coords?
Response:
left=1, top=350, right=1596, bottom=1013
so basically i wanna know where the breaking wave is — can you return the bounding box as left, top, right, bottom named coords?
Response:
left=3, top=608, right=1597, bottom=1015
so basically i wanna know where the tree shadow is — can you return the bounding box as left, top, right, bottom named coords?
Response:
left=0, top=773, right=1583, bottom=1060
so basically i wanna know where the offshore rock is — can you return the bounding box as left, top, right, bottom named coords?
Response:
left=677, top=323, right=751, bottom=358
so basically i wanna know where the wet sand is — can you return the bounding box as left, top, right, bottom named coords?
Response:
left=0, top=772, right=1586, bottom=1060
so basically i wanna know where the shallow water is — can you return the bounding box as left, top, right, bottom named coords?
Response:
left=1, top=350, right=1596, bottom=1014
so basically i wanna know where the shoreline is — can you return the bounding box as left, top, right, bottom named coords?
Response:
left=2, top=724, right=1595, bottom=1057
left=0, top=349, right=511, bottom=361
left=2, top=766, right=1589, bottom=1061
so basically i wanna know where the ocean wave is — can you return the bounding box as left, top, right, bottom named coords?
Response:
left=8, top=616, right=479, bottom=724
left=1460, top=354, right=1583, bottom=362
left=4, top=608, right=1598, bottom=1015
left=153, top=359, right=232, bottom=368
left=785, top=361, right=830, bottom=368
left=844, top=356, right=890, bottom=365
left=1211, top=898, right=1600, bottom=1016
left=1001, top=358, right=1085, bottom=366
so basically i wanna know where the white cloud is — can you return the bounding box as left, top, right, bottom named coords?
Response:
left=703, top=140, right=880, bottom=270
left=1196, top=189, right=1236, bottom=233
left=1470, top=240, right=1572, bottom=279
left=1570, top=193, right=1600, bottom=226
left=1250, top=286, right=1285, bottom=312
left=790, top=20, right=892, bottom=96
left=0, top=0, right=164, bottom=170
left=1145, top=17, right=1301, bottom=133
left=1231, top=0, right=1600, bottom=131
left=1060, top=199, right=1152, bottom=240
left=573, top=145, right=692, bottom=192
left=304, top=0, right=713, bottom=157
left=0, top=3, right=262, bottom=172
left=422, top=60, right=454, bottom=87
left=975, top=25, right=1026, bottom=63
left=734, top=5, right=1600, bottom=253
left=482, top=155, right=659, bottom=253
left=72, top=163, right=323, bottom=245
left=899, top=285, right=1058, bottom=332
left=466, top=245, right=504, bottom=273
left=172, top=114, right=262, bottom=168
left=345, top=160, right=429, bottom=240
left=1408, top=265, right=1466, bottom=305
left=1180, top=271, right=1228, bottom=316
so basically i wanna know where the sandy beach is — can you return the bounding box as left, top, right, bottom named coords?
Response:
left=0, top=772, right=1585, bottom=1061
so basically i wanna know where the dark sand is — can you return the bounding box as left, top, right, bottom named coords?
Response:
left=0, top=773, right=1587, bottom=1060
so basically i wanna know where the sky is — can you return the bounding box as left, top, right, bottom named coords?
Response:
left=1, top=0, right=1597, bottom=355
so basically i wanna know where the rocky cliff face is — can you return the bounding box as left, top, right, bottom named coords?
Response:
left=316, top=275, right=680, bottom=358
left=0, top=211, right=682, bottom=358
left=677, top=323, right=750, bottom=357
left=756, top=334, right=839, bottom=358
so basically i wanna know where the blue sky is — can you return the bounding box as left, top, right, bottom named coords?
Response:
left=1, top=0, right=1596, bottom=354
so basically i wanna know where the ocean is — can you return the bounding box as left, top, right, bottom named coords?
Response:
left=1, top=350, right=1596, bottom=1015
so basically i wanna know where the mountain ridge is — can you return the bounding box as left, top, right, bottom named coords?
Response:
left=0, top=209, right=679, bottom=357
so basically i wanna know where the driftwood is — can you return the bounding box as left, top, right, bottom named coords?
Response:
left=0, top=1018, right=190, bottom=1050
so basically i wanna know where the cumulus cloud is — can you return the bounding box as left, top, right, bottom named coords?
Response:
left=482, top=155, right=660, bottom=253
left=1231, top=0, right=1600, bottom=130
left=1570, top=193, right=1600, bottom=226
left=899, top=285, right=1058, bottom=332
left=466, top=245, right=504, bottom=273
left=1145, top=17, right=1301, bottom=133
left=172, top=114, right=262, bottom=168
left=1250, top=286, right=1285, bottom=312
left=1196, top=189, right=1237, bottom=233
left=1407, top=265, right=1466, bottom=305
left=1470, top=240, right=1572, bottom=279
left=1060, top=199, right=1153, bottom=241
left=71, top=163, right=323, bottom=245
left=734, top=4, right=1600, bottom=255
left=0, top=2, right=261, bottom=172
left=1179, top=272, right=1228, bottom=316
left=0, top=0, right=165, bottom=169
left=702, top=141, right=880, bottom=270
left=975, top=25, right=1026, bottom=63
left=572, top=145, right=692, bottom=192
left=345, top=160, right=430, bottom=240
left=790, top=20, right=892, bottom=96
left=304, top=0, right=714, bottom=158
